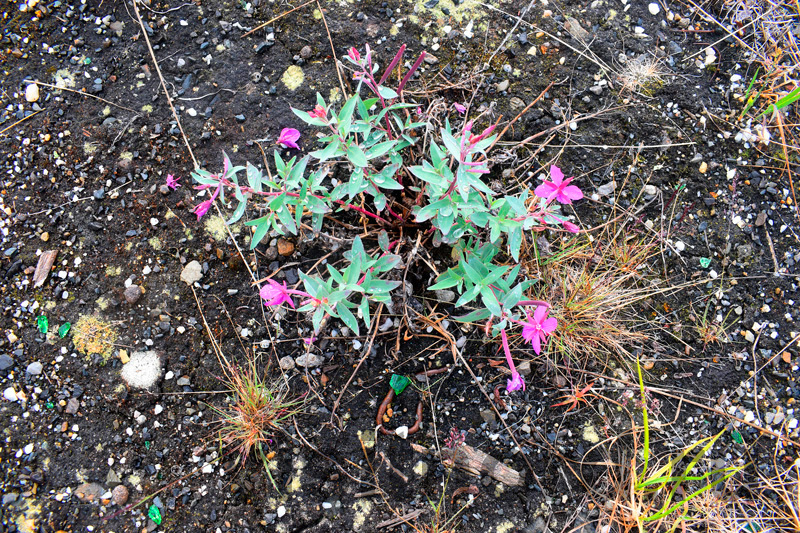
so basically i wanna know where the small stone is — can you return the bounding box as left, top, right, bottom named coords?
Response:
left=277, top=505, right=286, bottom=518
left=277, top=238, right=295, bottom=256
left=75, top=482, right=105, bottom=503
left=755, top=211, right=767, bottom=226
left=26, top=361, right=43, bottom=375
left=480, top=409, right=497, bottom=424
left=295, top=353, right=324, bottom=368
left=744, top=330, right=755, bottom=342
left=674, top=241, right=685, bottom=252
left=300, top=45, right=312, bottom=59
left=4, top=387, right=18, bottom=402
left=395, top=425, right=409, bottom=439
left=40, top=232, right=49, bottom=242
left=597, top=181, right=616, bottom=197
left=423, top=53, right=439, bottom=64
left=648, top=2, right=660, bottom=14
left=510, top=97, right=525, bottom=110
left=434, top=289, right=456, bottom=302
left=112, top=485, right=129, bottom=505
left=589, top=85, right=603, bottom=95
left=699, top=161, right=708, bottom=174
left=124, top=285, right=143, bottom=304
left=235, top=114, right=246, bottom=123
left=180, top=261, right=203, bottom=285
left=66, top=398, right=80, bottom=414
left=25, top=83, right=40, bottom=102
left=0, top=354, right=13, bottom=371
left=496, top=79, right=509, bottom=92
left=279, top=355, right=296, bottom=371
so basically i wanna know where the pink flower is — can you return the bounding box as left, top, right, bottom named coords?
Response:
left=453, top=103, right=467, bottom=114
left=507, top=371, right=526, bottom=392
left=277, top=128, right=301, bottom=150
left=534, top=165, right=583, bottom=204
left=260, top=279, right=296, bottom=309
left=166, top=174, right=181, bottom=189
left=309, top=105, right=326, bottom=119
left=192, top=185, right=220, bottom=220
left=562, top=220, right=580, bottom=233
left=193, top=199, right=212, bottom=220
left=501, top=329, right=526, bottom=392
left=348, top=47, right=361, bottom=63
left=521, top=305, right=558, bottom=355
left=303, top=335, right=316, bottom=345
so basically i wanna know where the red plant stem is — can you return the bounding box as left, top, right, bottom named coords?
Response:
left=398, top=51, right=426, bottom=94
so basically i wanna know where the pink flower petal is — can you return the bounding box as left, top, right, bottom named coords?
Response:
left=534, top=182, right=557, bottom=199
left=562, top=185, right=584, bottom=201
left=454, top=103, right=467, bottom=114
left=533, top=305, right=548, bottom=323
left=562, top=221, right=580, bottom=233
left=277, top=128, right=301, bottom=149
left=531, top=332, right=541, bottom=355
left=550, top=165, right=564, bottom=185
left=507, top=372, right=526, bottom=392
left=542, top=317, right=558, bottom=334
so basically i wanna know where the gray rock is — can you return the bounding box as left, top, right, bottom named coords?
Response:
left=434, top=289, right=456, bottom=303
left=66, top=398, right=80, bottom=414
left=597, top=181, right=616, bottom=197
left=180, top=261, right=203, bottom=285
left=279, top=355, right=296, bottom=371
left=74, top=482, right=106, bottom=503
left=0, top=354, right=13, bottom=371
left=295, top=353, right=324, bottom=368
left=300, top=45, right=312, bottom=59
left=26, top=361, right=43, bottom=375
left=124, top=285, right=142, bottom=304
left=106, top=469, right=122, bottom=487
left=480, top=409, right=496, bottom=424
left=112, top=484, right=129, bottom=505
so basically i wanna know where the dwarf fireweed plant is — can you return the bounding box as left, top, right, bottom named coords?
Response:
left=190, top=44, right=584, bottom=391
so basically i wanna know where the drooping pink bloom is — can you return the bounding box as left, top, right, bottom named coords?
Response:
left=534, top=165, right=584, bottom=204
left=562, top=220, right=580, bottom=233
left=277, top=128, right=301, bottom=149
left=192, top=185, right=220, bottom=220
left=303, top=335, right=316, bottom=345
left=260, top=279, right=296, bottom=309
left=453, top=103, right=467, bottom=114
left=348, top=47, right=361, bottom=63
left=521, top=305, right=558, bottom=355
left=166, top=174, right=181, bottom=189
left=309, top=105, right=326, bottom=119
left=501, top=329, right=526, bottom=392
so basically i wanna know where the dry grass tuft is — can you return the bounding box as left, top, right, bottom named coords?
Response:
left=208, top=357, right=303, bottom=472
left=616, top=55, right=667, bottom=96
left=522, top=222, right=663, bottom=375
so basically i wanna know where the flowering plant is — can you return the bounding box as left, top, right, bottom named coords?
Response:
left=189, top=44, right=583, bottom=390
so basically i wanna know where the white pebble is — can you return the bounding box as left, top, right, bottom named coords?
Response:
left=25, top=83, right=40, bottom=102
left=648, top=2, right=660, bottom=14
left=277, top=505, right=286, bottom=518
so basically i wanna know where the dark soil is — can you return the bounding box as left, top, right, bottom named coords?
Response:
left=2, top=0, right=799, bottom=532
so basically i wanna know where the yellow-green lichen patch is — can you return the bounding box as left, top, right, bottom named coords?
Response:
left=204, top=215, right=234, bottom=242
left=14, top=499, right=41, bottom=533
left=95, top=296, right=110, bottom=311
left=141, top=104, right=153, bottom=113
left=352, top=500, right=372, bottom=530
left=72, top=315, right=118, bottom=361
left=281, top=66, right=305, bottom=91
left=328, top=87, right=342, bottom=104
left=148, top=237, right=162, bottom=250
left=105, top=265, right=122, bottom=277
left=413, top=0, right=490, bottom=24
left=583, top=422, right=600, bottom=444
left=286, top=456, right=306, bottom=493
left=54, top=68, right=76, bottom=90
left=83, top=142, right=98, bottom=155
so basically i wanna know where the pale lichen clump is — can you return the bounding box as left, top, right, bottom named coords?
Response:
left=71, top=315, right=118, bottom=361
left=281, top=65, right=305, bottom=91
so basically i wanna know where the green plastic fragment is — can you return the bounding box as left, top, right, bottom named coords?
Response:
left=148, top=505, right=162, bottom=525
left=731, top=430, right=744, bottom=444
left=45, top=402, right=54, bottom=409
left=36, top=315, right=48, bottom=334
left=389, top=374, right=411, bottom=395
left=699, top=257, right=711, bottom=268
left=145, top=440, right=151, bottom=450
left=58, top=322, right=71, bottom=338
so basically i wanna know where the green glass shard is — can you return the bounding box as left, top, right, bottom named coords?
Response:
left=148, top=504, right=162, bottom=525
left=389, top=374, right=411, bottom=395
left=699, top=257, right=711, bottom=268
left=36, top=315, right=48, bottom=334
left=58, top=322, right=71, bottom=338
left=731, top=430, right=743, bottom=444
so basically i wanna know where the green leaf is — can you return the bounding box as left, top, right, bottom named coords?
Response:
left=337, top=303, right=359, bottom=335
left=731, top=430, right=744, bottom=444
left=378, top=230, right=390, bottom=252
left=377, top=85, right=399, bottom=99
left=441, top=128, right=462, bottom=160
left=509, top=227, right=522, bottom=262
left=480, top=285, right=502, bottom=317
left=291, top=106, right=327, bottom=127
left=248, top=217, right=271, bottom=250
left=428, top=271, right=461, bottom=290
left=455, top=308, right=492, bottom=323
left=366, top=140, right=396, bottom=160
left=246, top=162, right=263, bottom=193
left=227, top=200, right=247, bottom=225
left=310, top=139, right=342, bottom=161
left=360, top=297, right=371, bottom=330
left=347, top=143, right=369, bottom=167
left=338, top=95, right=359, bottom=135
left=389, top=374, right=411, bottom=395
